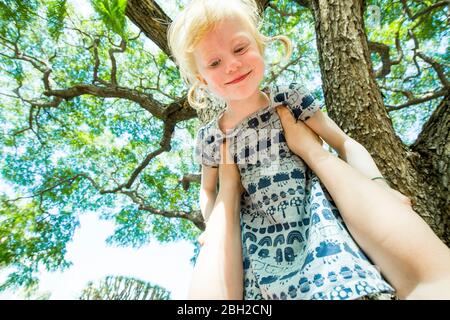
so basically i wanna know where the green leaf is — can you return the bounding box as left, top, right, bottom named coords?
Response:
left=47, top=0, right=67, bottom=42
left=90, top=0, right=128, bottom=38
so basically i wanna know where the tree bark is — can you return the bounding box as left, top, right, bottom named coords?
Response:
left=411, top=93, right=450, bottom=240
left=125, top=0, right=172, bottom=57
left=309, top=0, right=449, bottom=245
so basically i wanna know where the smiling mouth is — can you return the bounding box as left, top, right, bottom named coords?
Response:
left=226, top=71, right=252, bottom=85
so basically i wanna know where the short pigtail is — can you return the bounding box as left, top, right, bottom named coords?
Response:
left=269, top=35, right=293, bottom=64
left=188, top=81, right=208, bottom=110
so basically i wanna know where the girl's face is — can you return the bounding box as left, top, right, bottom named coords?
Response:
left=193, top=18, right=265, bottom=104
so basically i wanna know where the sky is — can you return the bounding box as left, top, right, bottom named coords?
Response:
left=0, top=212, right=196, bottom=300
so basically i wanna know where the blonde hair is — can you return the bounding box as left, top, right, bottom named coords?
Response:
left=167, top=0, right=292, bottom=109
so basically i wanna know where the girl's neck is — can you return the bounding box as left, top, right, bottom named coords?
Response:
left=224, top=90, right=269, bottom=121
left=218, top=89, right=269, bottom=133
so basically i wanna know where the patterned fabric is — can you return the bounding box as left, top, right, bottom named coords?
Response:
left=194, top=83, right=395, bottom=300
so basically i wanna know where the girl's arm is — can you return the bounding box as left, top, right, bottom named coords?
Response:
left=303, top=110, right=410, bottom=204
left=277, top=106, right=450, bottom=299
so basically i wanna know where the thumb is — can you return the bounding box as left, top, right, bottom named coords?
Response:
left=276, top=106, right=296, bottom=124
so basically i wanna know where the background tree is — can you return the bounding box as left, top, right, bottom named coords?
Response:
left=79, top=275, right=171, bottom=300
left=0, top=0, right=448, bottom=293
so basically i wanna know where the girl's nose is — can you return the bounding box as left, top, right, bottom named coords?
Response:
left=226, top=59, right=242, bottom=74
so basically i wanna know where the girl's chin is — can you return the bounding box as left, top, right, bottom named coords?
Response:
left=227, top=86, right=260, bottom=100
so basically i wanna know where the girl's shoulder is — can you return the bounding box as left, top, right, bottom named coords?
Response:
left=194, top=119, right=223, bottom=168
left=269, top=82, right=322, bottom=122
left=195, top=117, right=222, bottom=144
left=268, top=82, right=314, bottom=103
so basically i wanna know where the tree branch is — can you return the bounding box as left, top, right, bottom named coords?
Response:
left=368, top=30, right=403, bottom=78
left=44, top=84, right=166, bottom=117
left=7, top=174, right=84, bottom=202
left=292, top=0, right=311, bottom=9
left=0, top=34, right=53, bottom=90
left=268, top=3, right=299, bottom=16
left=125, top=0, right=172, bottom=57
left=411, top=1, right=448, bottom=21
left=6, top=172, right=206, bottom=231
left=108, top=39, right=127, bottom=86
left=400, top=0, right=414, bottom=19
left=404, top=29, right=449, bottom=89
left=124, top=123, right=174, bottom=188
left=3, top=34, right=197, bottom=196
left=386, top=89, right=448, bottom=111
left=92, top=38, right=109, bottom=85
left=265, top=49, right=304, bottom=85
left=180, top=173, right=201, bottom=191
left=121, top=190, right=205, bottom=230
left=410, top=93, right=450, bottom=229
left=416, top=51, right=449, bottom=88
left=100, top=122, right=176, bottom=193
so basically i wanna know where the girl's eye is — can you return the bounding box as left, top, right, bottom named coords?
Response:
left=235, top=46, right=247, bottom=53
left=209, top=60, right=220, bottom=67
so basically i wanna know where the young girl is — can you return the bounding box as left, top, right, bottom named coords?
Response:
left=168, top=0, right=402, bottom=300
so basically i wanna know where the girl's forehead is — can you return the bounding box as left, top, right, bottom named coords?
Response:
left=204, top=30, right=251, bottom=44
left=195, top=30, right=252, bottom=60
left=197, top=20, right=254, bottom=47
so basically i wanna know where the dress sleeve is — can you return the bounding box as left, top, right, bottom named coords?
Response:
left=194, top=125, right=222, bottom=168
left=271, top=83, right=322, bottom=122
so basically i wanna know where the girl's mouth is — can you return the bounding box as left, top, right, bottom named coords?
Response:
left=226, top=71, right=252, bottom=85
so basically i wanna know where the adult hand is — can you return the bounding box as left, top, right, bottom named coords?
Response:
left=373, top=179, right=413, bottom=207
left=389, top=188, right=413, bottom=207
left=276, top=106, right=323, bottom=160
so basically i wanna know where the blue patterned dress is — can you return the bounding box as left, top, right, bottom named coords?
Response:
left=194, top=83, right=395, bottom=300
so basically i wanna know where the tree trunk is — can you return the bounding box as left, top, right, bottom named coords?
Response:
left=125, top=0, right=172, bottom=57
left=309, top=0, right=449, bottom=245
left=411, top=93, right=450, bottom=241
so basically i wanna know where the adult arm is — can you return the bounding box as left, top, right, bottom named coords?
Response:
left=277, top=106, right=450, bottom=299
left=188, top=141, right=244, bottom=299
